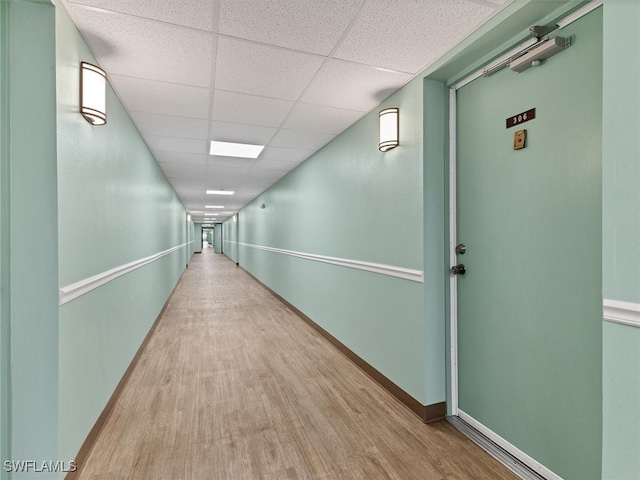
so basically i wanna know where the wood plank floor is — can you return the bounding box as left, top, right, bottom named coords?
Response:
left=77, top=246, right=518, bottom=480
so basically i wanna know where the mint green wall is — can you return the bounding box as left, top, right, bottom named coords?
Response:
left=603, top=323, right=640, bottom=479
left=236, top=78, right=428, bottom=404
left=423, top=79, right=448, bottom=406
left=222, top=218, right=238, bottom=263
left=0, top=1, right=10, bottom=476
left=55, top=1, right=188, bottom=465
left=193, top=223, right=203, bottom=253
left=4, top=1, right=59, bottom=478
left=602, top=1, right=640, bottom=304
left=187, top=218, right=195, bottom=262
left=602, top=1, right=640, bottom=478
left=213, top=225, right=222, bottom=253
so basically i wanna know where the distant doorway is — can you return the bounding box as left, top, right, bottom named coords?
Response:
left=202, top=228, right=214, bottom=249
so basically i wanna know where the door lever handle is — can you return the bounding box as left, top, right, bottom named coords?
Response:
left=451, top=264, right=466, bottom=275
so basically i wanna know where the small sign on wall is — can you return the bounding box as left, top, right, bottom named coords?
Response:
left=506, top=108, right=535, bottom=129
left=514, top=130, right=526, bottom=150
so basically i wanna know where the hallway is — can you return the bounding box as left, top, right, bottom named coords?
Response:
left=76, top=249, right=517, bottom=480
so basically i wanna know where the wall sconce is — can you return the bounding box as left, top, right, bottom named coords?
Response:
left=80, top=62, right=107, bottom=125
left=379, top=107, right=399, bottom=152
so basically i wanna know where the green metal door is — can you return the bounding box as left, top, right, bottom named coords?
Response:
left=455, top=10, right=602, bottom=479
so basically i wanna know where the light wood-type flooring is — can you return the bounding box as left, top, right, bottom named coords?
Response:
left=77, top=245, right=518, bottom=480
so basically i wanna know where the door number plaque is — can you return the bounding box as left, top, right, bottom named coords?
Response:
left=506, top=108, right=535, bottom=128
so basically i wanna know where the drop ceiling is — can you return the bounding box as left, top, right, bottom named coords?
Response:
left=62, top=0, right=512, bottom=223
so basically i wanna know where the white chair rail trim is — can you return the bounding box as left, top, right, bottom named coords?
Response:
left=603, top=299, right=640, bottom=328
left=59, top=241, right=193, bottom=306
left=238, top=242, right=424, bottom=283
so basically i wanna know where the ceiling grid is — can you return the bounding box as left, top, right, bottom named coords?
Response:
left=62, top=0, right=513, bottom=222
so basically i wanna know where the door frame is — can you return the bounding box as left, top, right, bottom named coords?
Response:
left=447, top=2, right=602, bottom=478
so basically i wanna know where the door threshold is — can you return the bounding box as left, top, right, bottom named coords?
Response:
left=447, top=416, right=549, bottom=480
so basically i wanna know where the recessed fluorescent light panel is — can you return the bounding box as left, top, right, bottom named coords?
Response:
left=205, top=206, right=224, bottom=209
left=206, top=190, right=235, bottom=195
left=210, top=141, right=264, bottom=159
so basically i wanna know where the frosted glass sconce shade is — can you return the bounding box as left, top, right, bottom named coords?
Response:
left=379, top=107, right=399, bottom=152
left=80, top=62, right=107, bottom=125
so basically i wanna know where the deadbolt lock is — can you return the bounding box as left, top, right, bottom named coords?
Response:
left=451, top=264, right=466, bottom=275
left=455, top=243, right=466, bottom=255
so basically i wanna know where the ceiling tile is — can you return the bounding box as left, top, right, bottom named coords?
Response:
left=212, top=91, right=294, bottom=127
left=154, top=152, right=208, bottom=167
left=144, top=135, right=208, bottom=155
left=208, top=175, right=250, bottom=187
left=110, top=75, right=210, bottom=118
left=207, top=168, right=253, bottom=182
left=169, top=178, right=206, bottom=188
left=218, top=0, right=365, bottom=55
left=270, top=129, right=335, bottom=151
left=64, top=3, right=214, bottom=86
left=159, top=164, right=206, bottom=180
left=243, top=171, right=283, bottom=183
left=182, top=190, right=205, bottom=197
left=130, top=111, right=209, bottom=140
left=300, top=60, right=411, bottom=112
left=332, top=0, right=500, bottom=74
left=207, top=157, right=256, bottom=170
left=210, top=121, right=277, bottom=145
left=259, top=146, right=315, bottom=164
left=65, top=0, right=217, bottom=32
left=283, top=102, right=364, bottom=135
left=253, top=159, right=300, bottom=174
left=173, top=187, right=205, bottom=198
left=215, top=38, right=324, bottom=101
left=61, top=0, right=525, bottom=223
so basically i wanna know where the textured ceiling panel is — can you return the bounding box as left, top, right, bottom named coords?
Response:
left=243, top=172, right=283, bottom=184
left=270, top=129, right=336, bottom=151
left=129, top=111, right=209, bottom=140
left=259, top=147, right=316, bottom=164
left=254, top=158, right=301, bottom=173
left=300, top=60, right=412, bottom=112
left=66, top=0, right=217, bottom=32
left=283, top=102, right=364, bottom=135
left=110, top=75, right=210, bottom=118
left=212, top=91, right=295, bottom=128
left=65, top=3, right=214, bottom=86
left=160, top=164, right=206, bottom=179
left=218, top=0, right=365, bottom=55
left=332, top=0, right=499, bottom=74
left=215, top=38, right=324, bottom=101
left=144, top=135, right=208, bottom=155
left=207, top=156, right=257, bottom=169
left=60, top=0, right=520, bottom=220
left=154, top=152, right=208, bottom=167
left=210, top=121, right=277, bottom=145
left=203, top=184, right=240, bottom=195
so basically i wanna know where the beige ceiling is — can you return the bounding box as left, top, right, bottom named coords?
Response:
left=62, top=0, right=512, bottom=223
